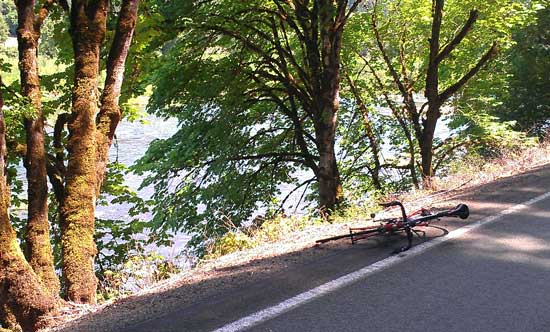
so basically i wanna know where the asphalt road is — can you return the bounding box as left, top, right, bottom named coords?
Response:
left=248, top=196, right=550, bottom=332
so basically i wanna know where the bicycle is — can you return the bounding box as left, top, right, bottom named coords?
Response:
left=316, top=201, right=469, bottom=254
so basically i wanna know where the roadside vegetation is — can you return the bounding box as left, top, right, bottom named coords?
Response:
left=0, top=0, right=549, bottom=331
left=203, top=136, right=550, bottom=261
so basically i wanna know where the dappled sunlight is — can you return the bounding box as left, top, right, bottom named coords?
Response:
left=464, top=201, right=512, bottom=211
left=492, top=235, right=549, bottom=252
left=463, top=232, right=550, bottom=270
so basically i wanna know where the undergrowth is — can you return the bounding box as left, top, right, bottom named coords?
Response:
left=203, top=201, right=383, bottom=261
left=97, top=252, right=180, bottom=303
left=432, top=138, right=550, bottom=191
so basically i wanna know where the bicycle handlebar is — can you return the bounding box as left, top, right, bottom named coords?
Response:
left=409, top=204, right=469, bottom=224
left=379, top=201, right=402, bottom=208
left=379, top=201, right=469, bottom=226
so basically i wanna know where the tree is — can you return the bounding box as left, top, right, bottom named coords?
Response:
left=350, top=0, right=516, bottom=186
left=0, top=0, right=140, bottom=327
left=0, top=74, right=57, bottom=332
left=135, top=0, right=362, bottom=254
left=501, top=4, right=550, bottom=137
left=15, top=0, right=61, bottom=296
left=59, top=0, right=140, bottom=304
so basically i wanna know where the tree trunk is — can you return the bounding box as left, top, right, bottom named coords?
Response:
left=316, top=129, right=343, bottom=212
left=96, top=0, right=140, bottom=193
left=419, top=112, right=438, bottom=180
left=1, top=76, right=57, bottom=332
left=15, top=0, right=59, bottom=296
left=311, top=0, right=349, bottom=212
left=314, top=84, right=343, bottom=212
left=420, top=0, right=496, bottom=183
left=60, top=0, right=108, bottom=304
left=419, top=0, right=444, bottom=182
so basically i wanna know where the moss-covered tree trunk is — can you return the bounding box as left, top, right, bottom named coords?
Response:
left=60, top=0, right=108, bottom=304
left=1, top=76, right=57, bottom=332
left=15, top=0, right=60, bottom=296
left=60, top=0, right=139, bottom=304
left=96, top=0, right=140, bottom=192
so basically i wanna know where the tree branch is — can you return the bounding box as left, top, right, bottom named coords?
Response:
left=275, top=177, right=316, bottom=215
left=34, top=0, right=56, bottom=30
left=370, top=1, right=408, bottom=97
left=435, top=10, right=478, bottom=64
left=96, top=0, right=140, bottom=194
left=433, top=139, right=474, bottom=172
left=438, top=41, right=498, bottom=103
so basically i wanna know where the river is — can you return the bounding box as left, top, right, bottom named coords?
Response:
left=97, top=115, right=180, bottom=220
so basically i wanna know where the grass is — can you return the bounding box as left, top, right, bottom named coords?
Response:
left=201, top=201, right=386, bottom=266
left=432, top=139, right=550, bottom=191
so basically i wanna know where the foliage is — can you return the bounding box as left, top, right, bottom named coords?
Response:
left=95, top=162, right=152, bottom=272
left=97, top=252, right=180, bottom=302
left=38, top=5, right=68, bottom=59
left=202, top=199, right=383, bottom=261
left=499, top=3, right=550, bottom=136
left=0, top=14, right=8, bottom=44
left=135, top=0, right=363, bottom=255
left=0, top=0, right=16, bottom=36
left=203, top=213, right=317, bottom=260
left=338, top=0, right=537, bottom=190
left=206, top=231, right=256, bottom=258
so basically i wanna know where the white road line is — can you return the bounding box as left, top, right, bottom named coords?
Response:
left=212, top=191, right=550, bottom=332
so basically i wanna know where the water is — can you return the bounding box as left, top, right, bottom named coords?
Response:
left=13, top=109, right=450, bottom=221
left=102, top=115, right=312, bottom=219
left=97, top=115, right=179, bottom=220
left=100, top=116, right=187, bottom=261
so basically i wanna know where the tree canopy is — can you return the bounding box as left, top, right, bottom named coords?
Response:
left=135, top=0, right=542, bottom=254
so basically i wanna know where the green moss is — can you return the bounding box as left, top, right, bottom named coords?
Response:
left=1, top=208, right=57, bottom=331
left=61, top=129, right=99, bottom=303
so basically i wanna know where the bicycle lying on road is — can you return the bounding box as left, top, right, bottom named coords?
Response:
left=316, top=201, right=470, bottom=254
